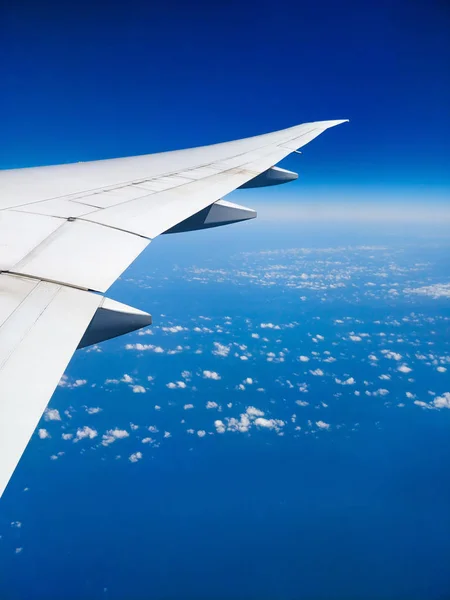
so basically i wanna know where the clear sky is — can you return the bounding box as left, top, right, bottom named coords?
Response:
left=1, top=0, right=449, bottom=202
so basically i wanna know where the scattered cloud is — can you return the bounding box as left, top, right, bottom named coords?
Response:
left=212, top=342, right=231, bottom=357
left=44, top=408, right=61, bottom=421
left=125, top=343, right=164, bottom=353
left=335, top=377, right=355, bottom=385
left=295, top=400, right=309, bottom=407
left=260, top=323, right=281, bottom=330
left=246, top=406, right=265, bottom=417
left=129, top=452, right=143, bottom=463
left=254, top=417, right=285, bottom=431
left=406, top=283, right=450, bottom=299
left=102, top=429, right=129, bottom=446
left=309, top=369, right=324, bottom=376
left=432, top=392, right=450, bottom=409
left=166, top=381, right=187, bottom=389
left=58, top=375, right=87, bottom=389
left=202, top=370, right=221, bottom=380
left=74, top=426, right=98, bottom=442
left=132, top=385, right=146, bottom=393
left=214, top=420, right=226, bottom=433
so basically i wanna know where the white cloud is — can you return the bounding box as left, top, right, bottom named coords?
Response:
left=212, top=342, right=231, bottom=357
left=309, top=369, right=324, bottom=376
left=335, top=377, right=355, bottom=386
left=398, top=364, right=412, bottom=374
left=246, top=406, right=264, bottom=417
left=58, top=375, right=87, bottom=389
left=226, top=414, right=251, bottom=433
left=61, top=433, right=73, bottom=440
left=101, top=428, right=129, bottom=446
left=206, top=401, right=219, bottom=409
left=349, top=335, right=362, bottom=342
left=85, top=407, right=102, bottom=414
left=125, top=344, right=164, bottom=353
left=432, top=392, right=450, bottom=409
left=121, top=374, right=134, bottom=383
left=373, top=388, right=389, bottom=397
left=197, top=430, right=206, bottom=438
left=38, top=428, right=51, bottom=439
left=295, top=400, right=309, bottom=407
left=254, top=417, right=285, bottom=431
left=298, top=355, right=310, bottom=362
left=251, top=333, right=260, bottom=339
left=381, top=350, right=402, bottom=361
left=437, top=366, right=447, bottom=373
left=74, top=426, right=98, bottom=442
left=161, top=325, right=187, bottom=333
left=166, top=381, right=187, bottom=389
left=138, top=328, right=154, bottom=336
left=129, top=452, right=143, bottom=463
left=214, top=420, right=226, bottom=434
left=202, top=370, right=221, bottom=380
left=142, top=437, right=153, bottom=444
left=184, top=403, right=194, bottom=410
left=10, top=521, right=22, bottom=528
left=414, top=400, right=430, bottom=408
left=406, top=283, right=450, bottom=299
left=316, top=420, right=330, bottom=430
left=132, top=385, right=146, bottom=393
left=164, top=431, right=171, bottom=438
left=44, top=408, right=61, bottom=421
left=260, top=323, right=281, bottom=330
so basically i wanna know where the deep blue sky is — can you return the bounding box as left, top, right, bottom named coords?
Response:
left=1, top=0, right=449, bottom=194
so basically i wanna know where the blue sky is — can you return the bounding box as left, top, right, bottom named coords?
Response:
left=1, top=0, right=449, bottom=199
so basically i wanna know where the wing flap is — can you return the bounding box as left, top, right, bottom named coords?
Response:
left=0, top=274, right=101, bottom=497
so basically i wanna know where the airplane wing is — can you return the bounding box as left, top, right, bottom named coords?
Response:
left=0, top=118, right=348, bottom=497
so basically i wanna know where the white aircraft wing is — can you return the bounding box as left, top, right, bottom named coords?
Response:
left=0, top=118, right=348, bottom=497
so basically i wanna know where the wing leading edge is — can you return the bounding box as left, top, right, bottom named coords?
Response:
left=0, top=118, right=348, bottom=497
